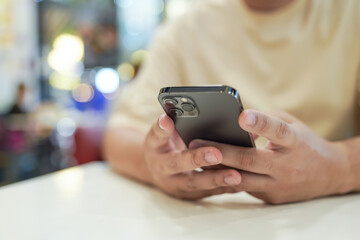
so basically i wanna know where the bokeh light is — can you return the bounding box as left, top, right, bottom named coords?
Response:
left=131, top=49, right=148, bottom=66
left=57, top=117, right=77, bottom=137
left=49, top=72, right=81, bottom=91
left=47, top=34, right=84, bottom=74
left=95, top=68, right=120, bottom=94
left=72, top=83, right=94, bottom=103
left=53, top=34, right=84, bottom=61
left=117, top=62, right=135, bottom=81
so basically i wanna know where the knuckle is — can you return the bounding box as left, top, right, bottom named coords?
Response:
left=257, top=116, right=269, bottom=133
left=276, top=122, right=289, bottom=139
left=238, top=151, right=256, bottom=170
left=212, top=175, right=222, bottom=187
left=190, top=151, right=203, bottom=169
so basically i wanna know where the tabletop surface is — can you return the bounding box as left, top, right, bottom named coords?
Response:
left=0, top=162, right=359, bottom=240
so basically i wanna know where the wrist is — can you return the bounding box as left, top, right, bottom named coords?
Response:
left=332, top=139, right=360, bottom=194
left=344, top=137, right=360, bottom=192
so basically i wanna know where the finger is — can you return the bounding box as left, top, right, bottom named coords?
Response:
left=190, top=140, right=274, bottom=175
left=158, top=147, right=223, bottom=175
left=173, top=169, right=241, bottom=192
left=239, top=110, right=298, bottom=148
left=270, top=111, right=300, bottom=124
left=147, top=114, right=175, bottom=149
left=169, top=128, right=187, bottom=150
left=202, top=165, right=229, bottom=170
left=232, top=170, right=272, bottom=192
left=174, top=186, right=240, bottom=200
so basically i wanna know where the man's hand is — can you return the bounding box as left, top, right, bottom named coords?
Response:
left=190, top=110, right=353, bottom=204
left=144, top=114, right=242, bottom=200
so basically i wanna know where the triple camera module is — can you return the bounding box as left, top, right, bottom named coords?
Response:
left=162, top=97, right=199, bottom=117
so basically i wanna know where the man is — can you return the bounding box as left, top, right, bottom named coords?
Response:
left=104, top=0, right=360, bottom=204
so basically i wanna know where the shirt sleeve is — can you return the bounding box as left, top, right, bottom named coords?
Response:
left=107, top=22, right=183, bottom=133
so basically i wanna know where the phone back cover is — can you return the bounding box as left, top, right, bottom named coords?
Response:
left=159, top=87, right=254, bottom=148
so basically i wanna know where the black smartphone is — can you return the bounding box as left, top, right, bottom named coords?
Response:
left=158, top=85, right=255, bottom=148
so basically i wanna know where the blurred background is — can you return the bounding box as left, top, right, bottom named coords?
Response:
left=0, top=0, right=197, bottom=186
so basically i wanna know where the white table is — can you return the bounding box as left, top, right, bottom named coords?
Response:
left=0, top=162, right=359, bottom=240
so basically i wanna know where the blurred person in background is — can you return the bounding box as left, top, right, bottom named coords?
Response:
left=6, top=83, right=27, bottom=115
left=104, top=0, right=360, bottom=204
left=1, top=83, right=28, bottom=153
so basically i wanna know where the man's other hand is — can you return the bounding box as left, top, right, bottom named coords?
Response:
left=190, top=110, right=352, bottom=204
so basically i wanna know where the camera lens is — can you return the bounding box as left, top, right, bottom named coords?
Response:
left=170, top=108, right=183, bottom=116
left=181, top=103, right=195, bottom=112
left=163, top=98, right=178, bottom=106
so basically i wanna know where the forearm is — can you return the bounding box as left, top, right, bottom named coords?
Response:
left=103, top=127, right=154, bottom=185
left=337, top=136, right=360, bottom=193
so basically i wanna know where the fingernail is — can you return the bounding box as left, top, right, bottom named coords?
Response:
left=189, top=141, right=203, bottom=149
left=158, top=115, right=166, bottom=130
left=224, top=175, right=240, bottom=186
left=246, top=113, right=257, bottom=126
left=205, top=151, right=218, bottom=164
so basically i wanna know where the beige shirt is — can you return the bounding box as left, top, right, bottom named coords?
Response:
left=109, top=0, right=360, bottom=141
